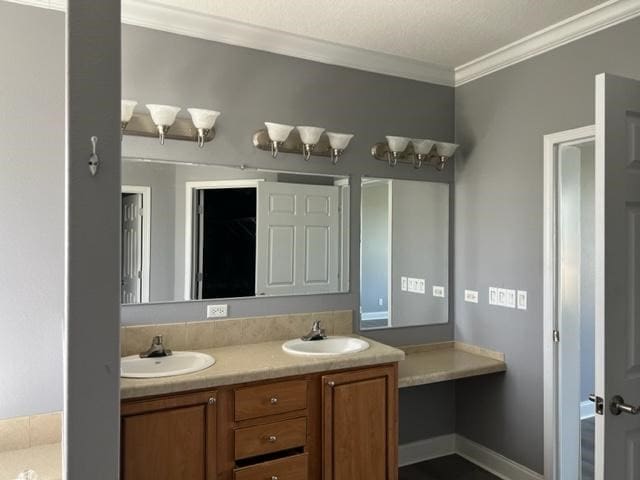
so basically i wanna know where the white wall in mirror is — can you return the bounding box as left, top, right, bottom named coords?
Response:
left=360, top=177, right=449, bottom=329
left=121, top=158, right=349, bottom=304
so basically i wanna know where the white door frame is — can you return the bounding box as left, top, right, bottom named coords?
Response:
left=122, top=185, right=151, bottom=302
left=184, top=179, right=262, bottom=300
left=543, top=124, right=596, bottom=479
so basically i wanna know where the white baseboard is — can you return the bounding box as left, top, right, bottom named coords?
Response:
left=400, top=434, right=543, bottom=480
left=580, top=400, right=595, bottom=419
left=398, top=434, right=456, bottom=467
left=455, top=436, right=544, bottom=480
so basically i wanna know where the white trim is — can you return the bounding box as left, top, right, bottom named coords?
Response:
left=184, top=179, right=262, bottom=301
left=456, top=435, right=544, bottom=480
left=398, top=434, right=456, bottom=467
left=455, top=0, right=640, bottom=86
left=387, top=180, right=393, bottom=328
left=360, top=311, right=389, bottom=321
left=543, top=125, right=596, bottom=480
left=581, top=400, right=596, bottom=419
left=122, top=185, right=152, bottom=303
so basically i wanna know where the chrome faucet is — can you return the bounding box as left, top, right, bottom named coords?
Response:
left=140, top=335, right=172, bottom=358
left=301, top=320, right=327, bottom=341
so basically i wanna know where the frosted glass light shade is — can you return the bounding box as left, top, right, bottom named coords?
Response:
left=327, top=132, right=354, bottom=150
left=411, top=138, right=436, bottom=155
left=435, top=141, right=459, bottom=157
left=386, top=136, right=410, bottom=152
left=121, top=100, right=138, bottom=123
left=296, top=126, right=325, bottom=145
left=187, top=108, right=221, bottom=129
left=265, top=122, right=295, bottom=142
left=146, top=104, right=181, bottom=127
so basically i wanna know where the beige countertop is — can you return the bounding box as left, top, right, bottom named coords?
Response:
left=121, top=335, right=405, bottom=400
left=398, top=341, right=506, bottom=388
left=0, top=444, right=61, bottom=480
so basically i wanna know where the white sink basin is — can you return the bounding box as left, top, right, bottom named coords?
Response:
left=282, top=336, right=370, bottom=357
left=121, top=351, right=215, bottom=378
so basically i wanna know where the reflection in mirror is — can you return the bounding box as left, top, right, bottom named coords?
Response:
left=360, top=178, right=449, bottom=329
left=121, top=158, right=350, bottom=304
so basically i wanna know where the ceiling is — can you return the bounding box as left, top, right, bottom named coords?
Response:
left=150, top=0, right=609, bottom=68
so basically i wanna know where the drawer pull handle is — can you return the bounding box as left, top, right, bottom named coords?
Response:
left=271, top=476, right=279, bottom=480
left=270, top=396, right=279, bottom=405
left=267, top=435, right=277, bottom=443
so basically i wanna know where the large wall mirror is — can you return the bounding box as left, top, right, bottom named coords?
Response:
left=360, top=177, right=449, bottom=329
left=121, top=158, right=350, bottom=304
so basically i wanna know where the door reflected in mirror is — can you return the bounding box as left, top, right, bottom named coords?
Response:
left=121, top=158, right=350, bottom=304
left=360, top=177, right=449, bottom=329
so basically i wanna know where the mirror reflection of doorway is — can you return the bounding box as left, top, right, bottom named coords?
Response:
left=121, top=186, right=151, bottom=304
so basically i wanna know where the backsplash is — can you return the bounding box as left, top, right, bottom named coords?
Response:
left=121, top=310, right=353, bottom=356
left=0, top=412, right=61, bottom=453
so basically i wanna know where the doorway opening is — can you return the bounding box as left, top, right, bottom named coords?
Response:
left=121, top=186, right=151, bottom=304
left=543, top=126, right=596, bottom=480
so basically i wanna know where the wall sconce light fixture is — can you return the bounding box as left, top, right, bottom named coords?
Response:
left=371, top=136, right=459, bottom=171
left=146, top=104, right=181, bottom=145
left=254, top=123, right=353, bottom=163
left=327, top=132, right=354, bottom=165
left=385, top=136, right=411, bottom=166
left=264, top=122, right=296, bottom=158
left=188, top=108, right=221, bottom=148
left=121, top=100, right=138, bottom=138
left=297, top=126, right=326, bottom=161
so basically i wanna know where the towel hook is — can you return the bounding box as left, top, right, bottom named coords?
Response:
left=88, top=136, right=100, bottom=176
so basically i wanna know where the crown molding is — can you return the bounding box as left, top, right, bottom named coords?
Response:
left=7, top=0, right=640, bottom=88
left=11, top=0, right=453, bottom=86
left=454, top=0, right=640, bottom=86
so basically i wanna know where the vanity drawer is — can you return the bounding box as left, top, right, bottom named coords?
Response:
left=234, top=380, right=307, bottom=421
left=234, top=417, right=307, bottom=460
left=234, top=453, right=308, bottom=480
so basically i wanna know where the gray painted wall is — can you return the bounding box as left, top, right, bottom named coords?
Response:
left=0, top=2, right=64, bottom=420
left=454, top=16, right=640, bottom=473
left=119, top=23, right=456, bottom=354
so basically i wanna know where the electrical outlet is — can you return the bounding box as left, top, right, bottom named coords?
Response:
left=464, top=289, right=479, bottom=303
left=378, top=297, right=384, bottom=307
left=401, top=276, right=408, bottom=292
left=206, top=304, right=228, bottom=318
left=505, top=289, right=516, bottom=308
left=517, top=290, right=528, bottom=310
left=489, top=287, right=498, bottom=306
left=433, top=286, right=445, bottom=298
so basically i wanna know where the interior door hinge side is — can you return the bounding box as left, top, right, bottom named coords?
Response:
left=553, top=329, right=560, bottom=343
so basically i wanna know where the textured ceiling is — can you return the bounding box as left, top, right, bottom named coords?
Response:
left=150, top=0, right=609, bottom=67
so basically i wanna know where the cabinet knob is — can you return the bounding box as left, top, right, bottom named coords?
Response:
left=208, top=397, right=216, bottom=405
left=267, top=435, right=277, bottom=443
left=327, top=381, right=335, bottom=387
left=270, top=396, right=278, bottom=405
left=271, top=476, right=279, bottom=480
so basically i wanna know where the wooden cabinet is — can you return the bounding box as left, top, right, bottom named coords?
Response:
left=121, top=364, right=397, bottom=480
left=322, top=365, right=398, bottom=480
left=121, top=390, right=217, bottom=480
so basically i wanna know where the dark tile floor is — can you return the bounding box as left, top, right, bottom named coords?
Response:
left=399, top=455, right=500, bottom=480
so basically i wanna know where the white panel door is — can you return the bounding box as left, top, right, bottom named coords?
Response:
left=595, top=73, right=640, bottom=479
left=121, top=193, right=143, bottom=304
left=256, top=182, right=339, bottom=296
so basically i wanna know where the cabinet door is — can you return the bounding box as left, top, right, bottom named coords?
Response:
left=121, top=391, right=217, bottom=480
left=322, top=365, right=398, bottom=480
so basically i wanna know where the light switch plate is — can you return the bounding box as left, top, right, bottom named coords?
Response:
left=416, top=278, right=426, bottom=294
left=505, top=289, right=516, bottom=308
left=207, top=304, right=228, bottom=318
left=517, top=290, right=527, bottom=310
left=497, top=288, right=507, bottom=307
left=464, top=290, right=479, bottom=303
left=489, top=287, right=498, bottom=306
left=433, top=286, right=445, bottom=298
left=401, top=276, right=407, bottom=292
